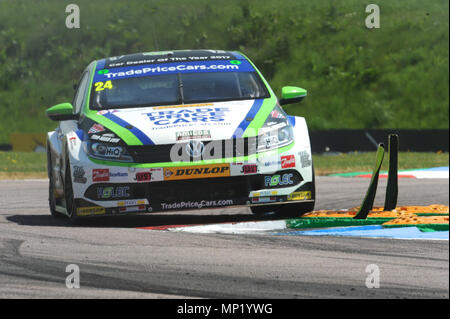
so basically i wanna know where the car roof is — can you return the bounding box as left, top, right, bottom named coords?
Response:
left=95, top=50, right=247, bottom=69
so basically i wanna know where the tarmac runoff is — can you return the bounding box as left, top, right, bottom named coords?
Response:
left=143, top=205, right=449, bottom=240
left=330, top=166, right=449, bottom=179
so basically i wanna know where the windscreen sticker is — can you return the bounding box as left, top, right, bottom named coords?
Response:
left=93, top=60, right=255, bottom=82
left=94, top=80, right=114, bottom=91
left=104, top=51, right=238, bottom=68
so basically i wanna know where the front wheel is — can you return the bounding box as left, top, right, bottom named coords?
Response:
left=64, top=160, right=81, bottom=225
left=273, top=201, right=315, bottom=218
left=47, top=149, right=62, bottom=218
left=250, top=201, right=315, bottom=218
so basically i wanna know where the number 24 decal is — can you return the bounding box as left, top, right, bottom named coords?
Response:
left=94, top=81, right=113, bottom=91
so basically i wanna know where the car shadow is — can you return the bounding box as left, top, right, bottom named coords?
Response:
left=6, top=210, right=286, bottom=229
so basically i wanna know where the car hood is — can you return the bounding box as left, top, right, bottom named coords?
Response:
left=86, top=99, right=272, bottom=145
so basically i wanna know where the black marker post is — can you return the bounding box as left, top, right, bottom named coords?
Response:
left=354, top=144, right=385, bottom=219
left=384, top=134, right=399, bottom=211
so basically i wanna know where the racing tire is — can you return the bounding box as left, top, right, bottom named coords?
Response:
left=273, top=201, right=315, bottom=218
left=250, top=205, right=274, bottom=215
left=47, top=149, right=63, bottom=218
left=64, top=159, right=82, bottom=225
left=250, top=201, right=315, bottom=218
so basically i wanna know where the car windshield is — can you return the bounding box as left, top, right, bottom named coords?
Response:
left=90, top=71, right=269, bottom=110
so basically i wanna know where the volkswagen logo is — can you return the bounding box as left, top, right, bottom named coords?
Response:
left=186, top=140, right=205, bottom=157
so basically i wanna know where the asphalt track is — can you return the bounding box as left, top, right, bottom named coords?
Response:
left=0, top=177, right=448, bottom=298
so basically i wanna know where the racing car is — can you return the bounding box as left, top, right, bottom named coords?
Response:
left=46, top=50, right=315, bottom=223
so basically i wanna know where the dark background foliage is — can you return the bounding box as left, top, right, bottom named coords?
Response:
left=0, top=0, right=448, bottom=143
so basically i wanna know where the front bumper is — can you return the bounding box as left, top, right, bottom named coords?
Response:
left=70, top=144, right=314, bottom=217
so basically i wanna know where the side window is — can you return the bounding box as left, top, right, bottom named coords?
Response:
left=72, top=71, right=90, bottom=114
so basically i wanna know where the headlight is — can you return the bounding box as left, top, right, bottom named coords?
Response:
left=86, top=140, right=133, bottom=162
left=257, top=105, right=294, bottom=152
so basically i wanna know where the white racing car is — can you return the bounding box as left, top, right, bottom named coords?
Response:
left=46, top=50, right=315, bottom=223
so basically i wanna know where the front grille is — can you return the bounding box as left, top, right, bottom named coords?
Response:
left=127, top=137, right=257, bottom=164
left=85, top=176, right=260, bottom=202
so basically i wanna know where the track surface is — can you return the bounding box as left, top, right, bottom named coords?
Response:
left=0, top=177, right=448, bottom=298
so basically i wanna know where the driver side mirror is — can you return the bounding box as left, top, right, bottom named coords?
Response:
left=279, top=86, right=307, bottom=105
left=46, top=103, right=79, bottom=121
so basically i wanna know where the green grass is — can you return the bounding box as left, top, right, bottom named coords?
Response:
left=313, top=151, right=449, bottom=175
left=0, top=0, right=448, bottom=144
left=0, top=152, right=47, bottom=173
left=1, top=151, right=448, bottom=178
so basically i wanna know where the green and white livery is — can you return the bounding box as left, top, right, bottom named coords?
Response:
left=46, top=50, right=315, bottom=223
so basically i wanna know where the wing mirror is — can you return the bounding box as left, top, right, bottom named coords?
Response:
left=46, top=103, right=79, bottom=121
left=279, top=86, right=307, bottom=105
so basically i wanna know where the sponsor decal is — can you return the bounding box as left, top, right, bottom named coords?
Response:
left=106, top=51, right=232, bottom=68
left=240, top=164, right=258, bottom=174
left=163, top=164, right=230, bottom=181
left=69, top=136, right=77, bottom=150
left=262, top=160, right=281, bottom=167
left=264, top=173, right=294, bottom=187
left=103, top=146, right=123, bottom=158
left=73, top=166, right=87, bottom=184
left=161, top=199, right=233, bottom=210
left=119, top=205, right=147, bottom=213
left=299, top=151, right=312, bottom=168
left=270, top=109, right=286, bottom=119
left=262, top=135, right=279, bottom=148
left=176, top=130, right=211, bottom=141
left=142, top=167, right=163, bottom=181
left=145, top=107, right=230, bottom=126
left=88, top=123, right=105, bottom=134
left=94, top=60, right=255, bottom=82
left=253, top=190, right=278, bottom=197
left=97, top=186, right=130, bottom=199
left=92, top=169, right=127, bottom=181
left=287, top=191, right=312, bottom=201
left=93, top=169, right=110, bottom=182
left=251, top=196, right=276, bottom=203
left=90, top=133, right=121, bottom=143
left=134, top=172, right=151, bottom=182
left=281, top=155, right=296, bottom=168
left=77, top=206, right=106, bottom=216
left=164, top=169, right=173, bottom=178
left=154, top=103, right=214, bottom=110
left=97, top=110, right=119, bottom=115
left=118, top=199, right=147, bottom=207
left=110, top=172, right=128, bottom=178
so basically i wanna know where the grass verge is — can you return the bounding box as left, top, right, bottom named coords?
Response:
left=0, top=152, right=47, bottom=179
left=0, top=151, right=448, bottom=179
